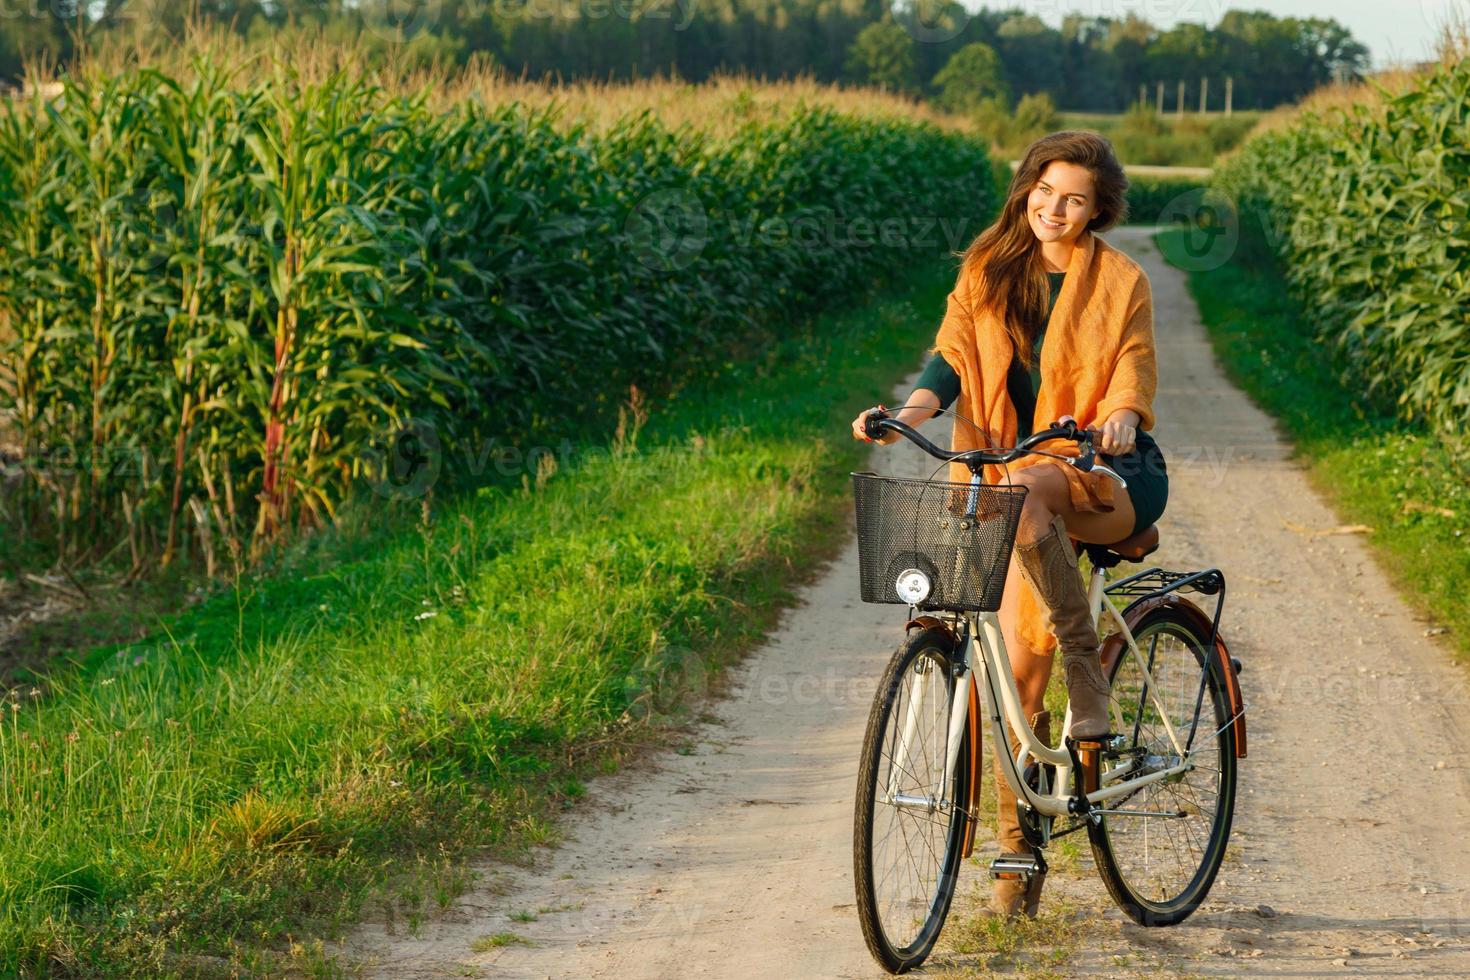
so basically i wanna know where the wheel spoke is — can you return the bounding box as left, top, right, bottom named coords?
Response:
left=1094, top=616, right=1235, bottom=916
left=857, top=642, right=968, bottom=963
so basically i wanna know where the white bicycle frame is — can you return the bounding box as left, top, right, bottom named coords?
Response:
left=920, top=564, right=1203, bottom=821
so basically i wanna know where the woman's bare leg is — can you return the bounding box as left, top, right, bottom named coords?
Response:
left=988, top=550, right=1056, bottom=915
left=1009, top=460, right=1136, bottom=549
left=998, top=551, right=1052, bottom=717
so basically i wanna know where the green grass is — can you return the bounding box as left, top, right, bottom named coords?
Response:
left=0, top=251, right=967, bottom=976
left=933, top=894, right=1103, bottom=979
left=1156, top=227, right=1470, bottom=661
left=469, top=932, right=531, bottom=952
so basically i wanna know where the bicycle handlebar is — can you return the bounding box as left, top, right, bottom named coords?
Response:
left=861, top=408, right=1127, bottom=486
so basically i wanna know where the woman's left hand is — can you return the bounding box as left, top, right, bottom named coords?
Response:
left=1093, top=410, right=1140, bottom=456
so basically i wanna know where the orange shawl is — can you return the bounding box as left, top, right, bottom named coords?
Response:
left=928, top=229, right=1157, bottom=654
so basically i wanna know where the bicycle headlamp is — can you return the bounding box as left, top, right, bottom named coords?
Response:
left=894, top=567, right=932, bottom=604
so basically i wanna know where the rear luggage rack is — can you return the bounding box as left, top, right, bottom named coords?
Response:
left=1104, top=567, right=1223, bottom=600
left=1103, top=565, right=1227, bottom=662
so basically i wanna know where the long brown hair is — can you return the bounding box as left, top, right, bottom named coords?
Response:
left=959, top=131, right=1129, bottom=369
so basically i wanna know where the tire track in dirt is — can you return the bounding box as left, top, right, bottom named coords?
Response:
left=342, top=227, right=1470, bottom=978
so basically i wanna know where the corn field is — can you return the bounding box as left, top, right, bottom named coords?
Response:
left=0, top=56, right=993, bottom=575
left=1212, top=55, right=1470, bottom=442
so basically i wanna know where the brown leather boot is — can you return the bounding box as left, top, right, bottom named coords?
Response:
left=1013, top=514, right=1112, bottom=739
left=985, top=709, right=1051, bottom=918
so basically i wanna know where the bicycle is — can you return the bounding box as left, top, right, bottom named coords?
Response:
left=849, top=409, right=1248, bottom=974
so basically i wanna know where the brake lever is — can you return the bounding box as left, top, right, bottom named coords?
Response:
left=1067, top=429, right=1128, bottom=488
left=1089, top=462, right=1128, bottom=489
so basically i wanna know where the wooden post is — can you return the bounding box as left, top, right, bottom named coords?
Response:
left=1156, top=80, right=1164, bottom=114
left=1176, top=79, right=1184, bottom=118
left=1225, top=75, right=1233, bottom=116
left=1200, top=76, right=1208, bottom=113
left=1139, top=83, right=1146, bottom=109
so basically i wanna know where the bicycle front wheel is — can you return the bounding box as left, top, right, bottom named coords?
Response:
left=853, top=624, right=971, bottom=974
left=1089, top=604, right=1238, bottom=926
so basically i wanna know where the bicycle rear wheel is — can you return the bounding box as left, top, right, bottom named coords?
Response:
left=1089, top=604, right=1237, bottom=926
left=853, top=624, right=971, bottom=974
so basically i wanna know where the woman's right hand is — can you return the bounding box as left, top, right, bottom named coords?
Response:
left=851, top=405, right=899, bottom=445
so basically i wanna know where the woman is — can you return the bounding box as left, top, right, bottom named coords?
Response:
left=848, top=130, right=1168, bottom=919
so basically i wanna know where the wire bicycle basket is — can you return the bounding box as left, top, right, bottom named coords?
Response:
left=851, top=472, right=1028, bottom=612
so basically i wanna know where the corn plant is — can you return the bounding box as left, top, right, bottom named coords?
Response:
left=1214, top=57, right=1470, bottom=443
left=0, top=54, right=993, bottom=576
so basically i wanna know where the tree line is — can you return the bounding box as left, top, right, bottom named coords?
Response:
left=4, top=2, right=1370, bottom=113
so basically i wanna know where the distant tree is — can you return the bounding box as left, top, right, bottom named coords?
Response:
left=993, top=13, right=1065, bottom=105
left=1214, top=10, right=1367, bottom=107
left=1012, top=91, right=1059, bottom=137
left=1147, top=22, right=1224, bottom=106
left=1295, top=17, right=1370, bottom=85
left=1103, top=13, right=1156, bottom=106
left=931, top=41, right=1009, bottom=113
left=845, top=20, right=918, bottom=94
left=1060, top=14, right=1124, bottom=111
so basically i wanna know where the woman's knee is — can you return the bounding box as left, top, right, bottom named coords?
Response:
left=1013, top=466, right=1067, bottom=539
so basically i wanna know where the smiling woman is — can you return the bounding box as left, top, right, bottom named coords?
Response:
left=850, top=129, right=1171, bottom=922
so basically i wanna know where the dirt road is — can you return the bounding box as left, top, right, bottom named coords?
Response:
left=343, top=227, right=1470, bottom=977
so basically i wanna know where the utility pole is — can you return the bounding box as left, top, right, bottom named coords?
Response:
left=1225, top=75, right=1233, bottom=116
left=1200, top=76, right=1208, bottom=113
left=1156, top=80, right=1164, bottom=114
left=1176, top=79, right=1185, bottom=118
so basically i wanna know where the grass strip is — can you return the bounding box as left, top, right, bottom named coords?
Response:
left=0, top=253, right=963, bottom=976
left=1156, top=227, right=1470, bottom=662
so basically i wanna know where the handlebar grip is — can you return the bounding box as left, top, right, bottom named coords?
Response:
left=863, top=406, right=889, bottom=440
left=1048, top=418, right=1080, bottom=441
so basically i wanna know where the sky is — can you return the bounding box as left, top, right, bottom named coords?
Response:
left=1015, top=0, right=1466, bottom=70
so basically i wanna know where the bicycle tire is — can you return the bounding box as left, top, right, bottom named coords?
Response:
left=853, top=625, right=971, bottom=974
left=1089, top=604, right=1237, bottom=926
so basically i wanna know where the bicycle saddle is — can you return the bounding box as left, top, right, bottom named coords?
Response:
left=1075, top=524, right=1160, bottom=569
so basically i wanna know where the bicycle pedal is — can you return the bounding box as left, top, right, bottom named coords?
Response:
left=988, top=852, right=1042, bottom=882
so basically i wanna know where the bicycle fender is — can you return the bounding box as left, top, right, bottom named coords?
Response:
left=961, top=675, right=983, bottom=858
left=1100, top=595, right=1247, bottom=759
left=904, top=614, right=955, bottom=639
